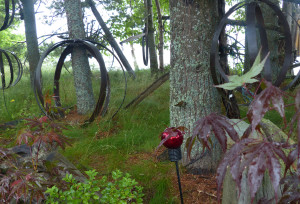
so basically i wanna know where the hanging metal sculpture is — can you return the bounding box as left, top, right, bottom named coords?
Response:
left=210, top=0, right=298, bottom=93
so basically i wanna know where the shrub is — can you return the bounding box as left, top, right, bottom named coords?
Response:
left=45, top=169, right=144, bottom=204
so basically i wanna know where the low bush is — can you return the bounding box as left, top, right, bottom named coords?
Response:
left=45, top=169, right=144, bottom=204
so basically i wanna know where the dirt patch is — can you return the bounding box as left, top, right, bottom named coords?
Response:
left=95, top=123, right=121, bottom=140
left=175, top=172, right=218, bottom=204
left=127, top=151, right=219, bottom=203
left=62, top=108, right=88, bottom=125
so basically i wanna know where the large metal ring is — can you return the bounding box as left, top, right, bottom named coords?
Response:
left=210, top=0, right=293, bottom=91
left=34, top=39, right=108, bottom=123
left=0, top=49, right=23, bottom=90
left=0, top=0, right=15, bottom=31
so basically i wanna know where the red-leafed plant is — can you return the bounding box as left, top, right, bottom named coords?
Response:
left=177, top=51, right=300, bottom=203
left=0, top=116, right=71, bottom=203
left=186, top=80, right=300, bottom=203
left=17, top=116, right=71, bottom=169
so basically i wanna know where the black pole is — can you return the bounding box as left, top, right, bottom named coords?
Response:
left=175, top=161, right=184, bottom=204
left=168, top=148, right=184, bottom=204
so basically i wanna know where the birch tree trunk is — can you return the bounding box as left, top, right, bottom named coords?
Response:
left=170, top=0, right=221, bottom=174
left=64, top=0, right=95, bottom=114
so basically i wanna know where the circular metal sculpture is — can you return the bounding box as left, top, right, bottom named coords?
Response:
left=0, top=49, right=23, bottom=90
left=34, top=39, right=109, bottom=123
left=34, top=39, right=128, bottom=123
left=142, top=27, right=149, bottom=66
left=210, top=0, right=297, bottom=91
left=0, top=0, right=22, bottom=93
left=0, top=0, right=15, bottom=31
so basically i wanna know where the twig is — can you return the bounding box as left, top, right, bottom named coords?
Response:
left=197, top=190, right=217, bottom=198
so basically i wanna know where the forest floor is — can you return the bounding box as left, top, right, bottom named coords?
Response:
left=63, top=111, right=219, bottom=203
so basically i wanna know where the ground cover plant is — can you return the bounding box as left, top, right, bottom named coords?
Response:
left=45, top=169, right=144, bottom=204
left=0, top=116, right=71, bottom=202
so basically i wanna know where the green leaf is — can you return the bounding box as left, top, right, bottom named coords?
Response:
left=215, top=50, right=269, bottom=90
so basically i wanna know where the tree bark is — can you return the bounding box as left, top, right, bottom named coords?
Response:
left=21, top=0, right=40, bottom=87
left=145, top=0, right=158, bottom=76
left=261, top=0, right=281, bottom=81
left=282, top=1, right=294, bottom=75
left=154, top=0, right=164, bottom=72
left=64, top=0, right=95, bottom=114
left=170, top=0, right=221, bottom=174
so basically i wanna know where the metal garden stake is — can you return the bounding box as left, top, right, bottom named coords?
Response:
left=161, top=127, right=184, bottom=204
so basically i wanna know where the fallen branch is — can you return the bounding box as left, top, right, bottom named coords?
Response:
left=125, top=72, right=169, bottom=109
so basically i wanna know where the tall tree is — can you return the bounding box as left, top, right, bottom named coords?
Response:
left=145, top=0, right=158, bottom=75
left=20, top=0, right=40, bottom=86
left=64, top=0, right=95, bottom=114
left=169, top=0, right=221, bottom=173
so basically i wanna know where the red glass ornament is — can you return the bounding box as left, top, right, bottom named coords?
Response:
left=161, top=128, right=184, bottom=149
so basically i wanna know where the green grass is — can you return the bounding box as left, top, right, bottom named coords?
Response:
left=0, top=68, right=177, bottom=203
left=1, top=67, right=300, bottom=203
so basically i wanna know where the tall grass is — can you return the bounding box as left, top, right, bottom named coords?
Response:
left=1, top=67, right=177, bottom=202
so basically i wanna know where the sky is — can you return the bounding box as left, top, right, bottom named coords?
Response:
left=16, top=1, right=170, bottom=71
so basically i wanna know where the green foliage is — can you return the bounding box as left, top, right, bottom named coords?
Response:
left=45, top=169, right=144, bottom=204
left=216, top=50, right=268, bottom=90
left=0, top=0, right=25, bottom=55
left=101, top=0, right=170, bottom=45
left=45, top=170, right=101, bottom=204
left=100, top=169, right=144, bottom=204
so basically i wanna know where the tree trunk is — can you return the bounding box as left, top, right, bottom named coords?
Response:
left=282, top=1, right=293, bottom=30
left=170, top=0, right=222, bottom=174
left=21, top=0, right=40, bottom=87
left=64, top=0, right=95, bottom=114
left=154, top=0, right=164, bottom=72
left=145, top=0, right=158, bottom=76
left=282, top=1, right=294, bottom=75
left=261, top=0, right=281, bottom=81
left=244, top=0, right=251, bottom=73
left=130, top=43, right=139, bottom=71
